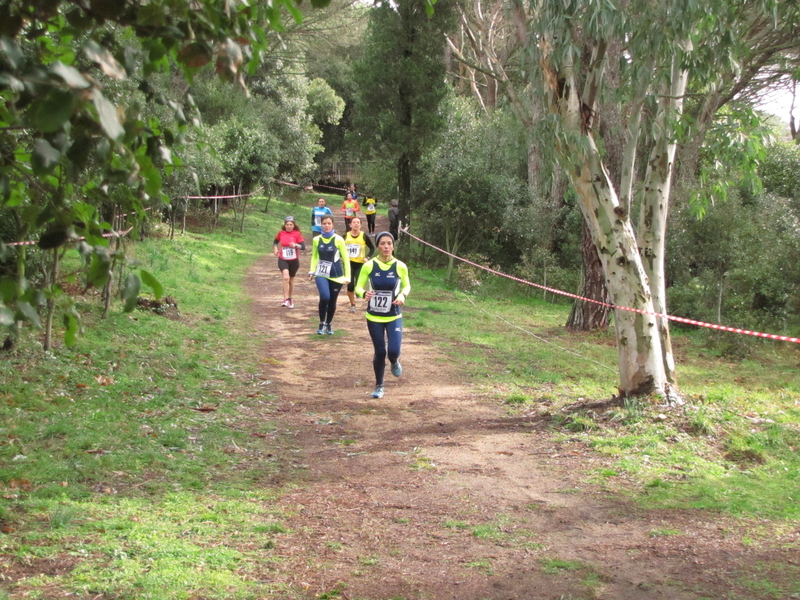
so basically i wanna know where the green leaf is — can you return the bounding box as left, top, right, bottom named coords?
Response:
left=50, top=61, right=91, bottom=89
left=67, top=135, right=93, bottom=170
left=285, top=1, right=303, bottom=24
left=38, top=224, right=69, bottom=249
left=0, top=276, right=16, bottom=304
left=92, top=89, right=124, bottom=140
left=17, top=302, right=41, bottom=328
left=0, top=5, right=23, bottom=38
left=65, top=6, right=94, bottom=29
left=62, top=311, right=80, bottom=347
left=89, top=0, right=126, bottom=19
left=0, top=305, right=14, bottom=326
left=136, top=154, right=162, bottom=197
left=121, top=273, right=141, bottom=312
left=140, top=269, right=163, bottom=300
left=29, top=89, right=75, bottom=133
left=83, top=40, right=126, bottom=80
left=88, top=252, right=111, bottom=288
left=31, top=138, right=62, bottom=175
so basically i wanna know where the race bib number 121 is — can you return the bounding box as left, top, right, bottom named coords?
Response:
left=315, top=260, right=333, bottom=277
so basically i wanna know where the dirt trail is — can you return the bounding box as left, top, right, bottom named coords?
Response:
left=242, top=215, right=792, bottom=600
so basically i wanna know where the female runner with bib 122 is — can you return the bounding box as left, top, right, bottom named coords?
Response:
left=309, top=215, right=351, bottom=335
left=355, top=231, right=411, bottom=399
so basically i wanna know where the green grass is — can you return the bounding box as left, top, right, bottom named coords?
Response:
left=1, top=198, right=306, bottom=599
left=409, top=262, right=800, bottom=523
left=3, top=190, right=800, bottom=597
left=464, top=557, right=493, bottom=574
left=442, top=519, right=470, bottom=529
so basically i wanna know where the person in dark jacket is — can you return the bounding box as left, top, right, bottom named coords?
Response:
left=387, top=199, right=399, bottom=241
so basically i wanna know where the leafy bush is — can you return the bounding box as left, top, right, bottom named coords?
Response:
left=759, top=141, right=800, bottom=201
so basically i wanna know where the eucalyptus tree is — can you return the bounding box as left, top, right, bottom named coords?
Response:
left=445, top=0, right=612, bottom=332
left=428, top=0, right=795, bottom=395
left=0, top=0, right=327, bottom=346
left=674, top=1, right=800, bottom=193
left=352, top=0, right=455, bottom=230
left=507, top=0, right=798, bottom=397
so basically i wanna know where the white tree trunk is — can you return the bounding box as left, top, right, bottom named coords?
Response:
left=638, top=58, right=688, bottom=386
left=550, top=68, right=667, bottom=396
left=572, top=145, right=667, bottom=396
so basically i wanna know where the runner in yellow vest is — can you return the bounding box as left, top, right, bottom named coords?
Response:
left=363, top=196, right=377, bottom=235
left=344, top=217, right=375, bottom=312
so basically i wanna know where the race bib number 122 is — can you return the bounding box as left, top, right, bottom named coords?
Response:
left=369, top=290, right=393, bottom=313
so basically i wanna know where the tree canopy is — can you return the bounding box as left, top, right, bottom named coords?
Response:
left=0, top=0, right=335, bottom=345
left=353, top=0, right=455, bottom=227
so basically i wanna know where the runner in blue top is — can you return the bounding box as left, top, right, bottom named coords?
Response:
left=310, top=197, right=333, bottom=237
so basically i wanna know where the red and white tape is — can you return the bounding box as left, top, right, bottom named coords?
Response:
left=402, top=228, right=800, bottom=345
left=271, top=178, right=349, bottom=193
left=184, top=186, right=263, bottom=200
left=4, top=227, right=135, bottom=248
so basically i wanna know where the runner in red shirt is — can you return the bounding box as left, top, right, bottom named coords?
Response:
left=272, top=216, right=306, bottom=308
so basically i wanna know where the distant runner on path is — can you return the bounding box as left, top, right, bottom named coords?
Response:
left=310, top=197, right=333, bottom=237
left=341, top=192, right=360, bottom=233
left=363, top=195, right=377, bottom=235
left=355, top=231, right=411, bottom=399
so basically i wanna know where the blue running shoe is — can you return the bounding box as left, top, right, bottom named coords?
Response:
left=325, top=323, right=334, bottom=335
left=371, top=385, right=385, bottom=399
left=316, top=323, right=325, bottom=335
left=391, top=361, right=402, bottom=377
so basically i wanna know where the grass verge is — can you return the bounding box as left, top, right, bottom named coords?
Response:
left=1, top=194, right=312, bottom=599
left=407, top=264, right=800, bottom=525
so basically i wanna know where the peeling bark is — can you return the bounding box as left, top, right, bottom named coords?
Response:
left=637, top=57, right=688, bottom=386
left=566, top=222, right=610, bottom=331
left=539, top=38, right=667, bottom=396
